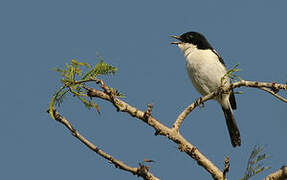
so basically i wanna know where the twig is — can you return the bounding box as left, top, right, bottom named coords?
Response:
left=172, top=94, right=216, bottom=132
left=172, top=80, right=287, bottom=131
left=223, top=156, right=230, bottom=179
left=144, top=104, right=154, bottom=121
left=47, top=108, right=160, bottom=180
left=259, top=87, right=287, bottom=103
left=264, top=166, right=287, bottom=180
left=229, top=80, right=287, bottom=92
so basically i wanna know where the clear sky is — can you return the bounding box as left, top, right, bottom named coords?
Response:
left=1, top=0, right=287, bottom=179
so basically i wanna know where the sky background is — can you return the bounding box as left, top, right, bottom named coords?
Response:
left=1, top=0, right=287, bottom=179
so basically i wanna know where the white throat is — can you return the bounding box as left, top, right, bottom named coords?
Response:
left=177, top=43, right=197, bottom=58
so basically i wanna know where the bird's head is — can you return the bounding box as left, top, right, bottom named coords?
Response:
left=171, top=31, right=212, bottom=51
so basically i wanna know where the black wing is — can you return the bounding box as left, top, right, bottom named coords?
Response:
left=211, top=49, right=225, bottom=66
left=212, top=49, right=237, bottom=109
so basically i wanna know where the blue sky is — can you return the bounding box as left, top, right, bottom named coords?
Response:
left=1, top=0, right=287, bottom=179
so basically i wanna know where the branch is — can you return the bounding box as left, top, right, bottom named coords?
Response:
left=259, top=87, right=287, bottom=103
left=86, top=83, right=225, bottom=180
left=84, top=79, right=287, bottom=179
left=50, top=78, right=286, bottom=180
left=47, top=108, right=160, bottom=180
left=230, top=80, right=287, bottom=91
left=223, top=157, right=230, bottom=179
left=172, top=80, right=287, bottom=131
left=264, top=166, right=287, bottom=180
left=172, top=93, right=217, bottom=132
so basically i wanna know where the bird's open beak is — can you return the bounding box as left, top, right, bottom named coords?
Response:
left=170, top=35, right=182, bottom=45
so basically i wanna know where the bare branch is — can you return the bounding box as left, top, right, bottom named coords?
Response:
left=264, top=166, right=287, bottom=180
left=172, top=80, right=287, bottom=131
left=50, top=79, right=286, bottom=180
left=229, top=80, right=287, bottom=93
left=47, top=108, right=160, bottom=180
left=144, top=104, right=154, bottom=120
left=172, top=94, right=216, bottom=132
left=259, top=87, right=287, bottom=103
left=223, top=156, right=230, bottom=179
left=86, top=85, right=225, bottom=180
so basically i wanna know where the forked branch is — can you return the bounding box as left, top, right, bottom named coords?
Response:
left=49, top=78, right=287, bottom=180
left=172, top=80, right=287, bottom=131
left=47, top=108, right=160, bottom=180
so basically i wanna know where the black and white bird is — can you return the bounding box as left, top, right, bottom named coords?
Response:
left=171, top=31, right=241, bottom=147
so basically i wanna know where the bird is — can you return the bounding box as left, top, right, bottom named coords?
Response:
left=171, top=31, right=241, bottom=147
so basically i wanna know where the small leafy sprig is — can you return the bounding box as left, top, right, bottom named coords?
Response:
left=240, top=145, right=271, bottom=180
left=221, top=64, right=242, bottom=85
left=49, top=59, right=121, bottom=119
left=221, top=64, right=244, bottom=95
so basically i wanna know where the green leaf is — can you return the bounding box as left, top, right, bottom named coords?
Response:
left=77, top=96, right=100, bottom=114
left=50, top=58, right=119, bottom=116
left=221, top=63, right=242, bottom=85
left=110, top=88, right=125, bottom=98
left=234, top=91, right=244, bottom=94
left=256, top=154, right=267, bottom=163
left=71, top=59, right=91, bottom=68
left=82, top=60, right=117, bottom=80
left=54, top=89, right=69, bottom=106
left=241, top=145, right=271, bottom=180
left=49, top=86, right=67, bottom=119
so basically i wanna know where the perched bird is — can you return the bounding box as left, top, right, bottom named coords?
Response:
left=171, top=32, right=241, bottom=147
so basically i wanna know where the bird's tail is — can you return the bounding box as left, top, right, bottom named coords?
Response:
left=221, top=106, right=241, bottom=147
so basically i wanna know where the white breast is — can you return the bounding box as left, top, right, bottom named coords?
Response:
left=178, top=43, right=229, bottom=96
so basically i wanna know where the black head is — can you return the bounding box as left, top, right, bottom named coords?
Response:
left=179, top=32, right=213, bottom=50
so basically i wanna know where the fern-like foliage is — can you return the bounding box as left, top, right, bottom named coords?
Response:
left=240, top=145, right=271, bottom=180
left=221, top=64, right=243, bottom=94
left=221, top=64, right=242, bottom=85
left=49, top=59, right=121, bottom=119
left=82, top=60, right=117, bottom=80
